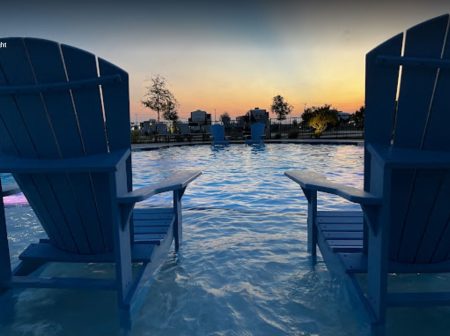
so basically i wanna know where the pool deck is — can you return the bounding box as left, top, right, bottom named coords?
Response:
left=132, top=139, right=364, bottom=151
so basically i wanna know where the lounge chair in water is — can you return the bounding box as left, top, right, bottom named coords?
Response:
left=211, top=124, right=229, bottom=145
left=245, top=122, right=265, bottom=145
left=0, top=38, right=201, bottom=325
left=286, top=14, right=450, bottom=329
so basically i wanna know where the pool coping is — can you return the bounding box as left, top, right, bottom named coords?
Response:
left=132, top=139, right=364, bottom=151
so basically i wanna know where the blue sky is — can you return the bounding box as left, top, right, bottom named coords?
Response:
left=1, top=0, right=450, bottom=120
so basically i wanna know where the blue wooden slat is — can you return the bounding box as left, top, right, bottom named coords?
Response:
left=330, top=246, right=363, bottom=253
left=11, top=276, right=116, bottom=290
left=134, top=208, right=174, bottom=214
left=388, top=170, right=416, bottom=259
left=319, top=224, right=362, bottom=232
left=134, top=227, right=169, bottom=234
left=397, top=171, right=443, bottom=262
left=133, top=219, right=172, bottom=226
left=134, top=216, right=172, bottom=223
left=61, top=44, right=115, bottom=252
left=364, top=33, right=403, bottom=192
left=387, top=16, right=448, bottom=263
left=0, top=63, right=64, bottom=247
left=317, top=216, right=363, bottom=224
left=19, top=242, right=155, bottom=263
left=327, top=240, right=363, bottom=247
left=134, top=234, right=166, bottom=240
left=24, top=38, right=99, bottom=254
left=61, top=45, right=108, bottom=154
left=394, top=15, right=448, bottom=148
left=317, top=211, right=362, bottom=217
left=98, top=58, right=133, bottom=246
left=323, top=231, right=363, bottom=239
left=417, top=23, right=450, bottom=263
left=416, top=173, right=450, bottom=262
left=0, top=38, right=77, bottom=251
left=97, top=58, right=130, bottom=152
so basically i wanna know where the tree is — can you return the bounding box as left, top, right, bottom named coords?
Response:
left=271, top=95, right=293, bottom=137
left=303, top=105, right=339, bottom=137
left=271, top=95, right=293, bottom=121
left=163, top=99, right=179, bottom=132
left=300, top=107, right=315, bottom=127
left=141, top=75, right=176, bottom=123
left=220, top=112, right=231, bottom=126
left=350, top=106, right=365, bottom=129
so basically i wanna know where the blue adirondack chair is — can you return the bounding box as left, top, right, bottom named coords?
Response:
left=211, top=124, right=229, bottom=145
left=0, top=37, right=201, bottom=325
left=245, top=122, right=265, bottom=145
left=286, top=14, right=450, bottom=328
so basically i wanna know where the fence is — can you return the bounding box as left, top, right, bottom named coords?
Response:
left=131, top=118, right=363, bottom=143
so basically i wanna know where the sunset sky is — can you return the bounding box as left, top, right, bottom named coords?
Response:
left=1, top=0, right=450, bottom=121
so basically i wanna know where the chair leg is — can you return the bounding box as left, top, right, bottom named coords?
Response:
left=0, top=190, right=11, bottom=293
left=303, top=189, right=318, bottom=264
left=114, top=208, right=133, bottom=315
left=366, top=223, right=388, bottom=325
left=173, top=189, right=183, bottom=252
left=113, top=223, right=133, bottom=311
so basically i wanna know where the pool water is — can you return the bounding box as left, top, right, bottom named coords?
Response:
left=1, top=144, right=450, bottom=335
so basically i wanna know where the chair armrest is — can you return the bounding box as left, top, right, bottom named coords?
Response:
left=368, top=144, right=450, bottom=169
left=285, top=170, right=381, bottom=205
left=0, top=149, right=130, bottom=173
left=117, top=170, right=202, bottom=204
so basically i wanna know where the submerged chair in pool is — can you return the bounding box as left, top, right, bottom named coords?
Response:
left=286, top=14, right=450, bottom=328
left=211, top=124, right=229, bottom=145
left=245, top=122, right=265, bottom=145
left=0, top=38, right=201, bottom=325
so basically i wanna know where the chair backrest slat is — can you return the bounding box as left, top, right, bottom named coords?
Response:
left=98, top=59, right=132, bottom=195
left=61, top=45, right=116, bottom=251
left=364, top=33, right=402, bottom=204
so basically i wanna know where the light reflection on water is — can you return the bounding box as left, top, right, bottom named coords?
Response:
left=2, top=144, right=449, bottom=335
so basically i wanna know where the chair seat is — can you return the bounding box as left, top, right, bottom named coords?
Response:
left=317, top=211, right=363, bottom=253
left=133, top=208, right=174, bottom=245
left=19, top=207, right=175, bottom=263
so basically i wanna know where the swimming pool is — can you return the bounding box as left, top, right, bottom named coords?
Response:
left=1, top=144, right=450, bottom=335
